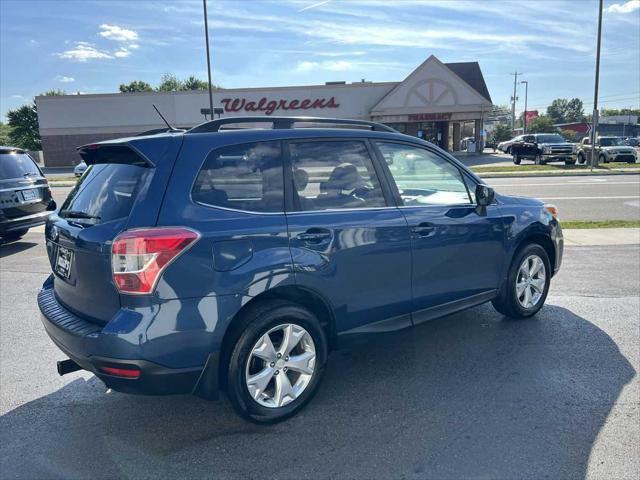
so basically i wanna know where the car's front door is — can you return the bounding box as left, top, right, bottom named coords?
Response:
left=285, top=139, right=413, bottom=334
left=373, top=141, right=506, bottom=323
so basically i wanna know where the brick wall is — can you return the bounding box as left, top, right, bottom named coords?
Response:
left=41, top=133, right=132, bottom=167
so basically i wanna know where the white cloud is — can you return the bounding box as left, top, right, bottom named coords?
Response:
left=99, top=24, right=138, bottom=42
left=128, top=44, right=140, bottom=49
left=57, top=42, right=113, bottom=62
left=606, top=1, right=640, bottom=13
left=55, top=75, right=75, bottom=83
left=114, top=48, right=131, bottom=58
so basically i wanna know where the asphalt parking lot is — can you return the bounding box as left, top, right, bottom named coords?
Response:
left=1, top=229, right=638, bottom=479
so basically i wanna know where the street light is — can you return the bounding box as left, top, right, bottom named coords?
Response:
left=203, top=0, right=214, bottom=119
left=520, top=80, right=529, bottom=134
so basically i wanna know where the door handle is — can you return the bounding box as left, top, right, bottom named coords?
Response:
left=411, top=223, right=436, bottom=237
left=296, top=228, right=332, bottom=243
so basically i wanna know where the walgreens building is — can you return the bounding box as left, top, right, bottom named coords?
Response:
left=36, top=55, right=492, bottom=167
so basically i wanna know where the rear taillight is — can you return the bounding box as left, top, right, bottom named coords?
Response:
left=111, top=227, right=200, bottom=294
left=100, top=366, right=141, bottom=379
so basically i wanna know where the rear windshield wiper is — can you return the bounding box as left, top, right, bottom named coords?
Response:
left=23, top=172, right=40, bottom=177
left=59, top=210, right=101, bottom=220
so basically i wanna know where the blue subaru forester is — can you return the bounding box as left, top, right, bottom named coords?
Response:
left=39, top=117, right=563, bottom=423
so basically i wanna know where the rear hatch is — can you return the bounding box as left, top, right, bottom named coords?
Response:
left=45, top=137, right=181, bottom=324
left=0, top=149, right=52, bottom=220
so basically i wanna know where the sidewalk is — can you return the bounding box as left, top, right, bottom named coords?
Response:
left=563, top=228, right=640, bottom=246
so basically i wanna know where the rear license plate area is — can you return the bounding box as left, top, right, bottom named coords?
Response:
left=20, top=188, right=41, bottom=202
left=55, top=246, right=74, bottom=279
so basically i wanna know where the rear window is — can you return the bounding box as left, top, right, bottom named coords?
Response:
left=192, top=141, right=284, bottom=213
left=59, top=163, right=149, bottom=224
left=0, top=152, right=41, bottom=180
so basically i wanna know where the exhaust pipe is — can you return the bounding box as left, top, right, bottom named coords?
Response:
left=57, top=359, right=82, bottom=376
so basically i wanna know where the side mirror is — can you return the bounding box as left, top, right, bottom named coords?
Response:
left=476, top=184, right=495, bottom=207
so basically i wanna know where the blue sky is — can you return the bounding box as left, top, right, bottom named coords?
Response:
left=1, top=0, right=639, bottom=121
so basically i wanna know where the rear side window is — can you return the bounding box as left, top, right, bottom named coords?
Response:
left=60, top=163, right=149, bottom=223
left=0, top=152, right=41, bottom=180
left=192, top=141, right=284, bottom=213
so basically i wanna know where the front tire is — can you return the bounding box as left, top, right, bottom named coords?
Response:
left=492, top=243, right=551, bottom=319
left=226, top=300, right=327, bottom=423
left=599, top=154, right=608, bottom=164
left=513, top=153, right=521, bottom=165
left=577, top=152, right=585, bottom=164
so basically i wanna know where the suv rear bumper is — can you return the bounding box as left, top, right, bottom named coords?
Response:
left=38, top=277, right=211, bottom=396
left=0, top=210, right=51, bottom=234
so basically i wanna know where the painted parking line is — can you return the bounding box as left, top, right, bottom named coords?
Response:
left=493, top=181, right=640, bottom=187
left=536, top=196, right=640, bottom=200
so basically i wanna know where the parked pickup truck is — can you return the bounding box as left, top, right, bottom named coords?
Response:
left=576, top=136, right=637, bottom=164
left=511, top=133, right=576, bottom=165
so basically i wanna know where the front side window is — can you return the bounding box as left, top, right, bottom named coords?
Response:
left=376, top=142, right=472, bottom=206
left=288, top=141, right=386, bottom=211
left=192, top=141, right=284, bottom=213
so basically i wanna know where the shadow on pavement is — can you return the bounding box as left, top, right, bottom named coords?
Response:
left=0, top=303, right=634, bottom=479
left=0, top=240, right=39, bottom=257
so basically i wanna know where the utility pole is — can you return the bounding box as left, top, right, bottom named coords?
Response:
left=510, top=72, right=522, bottom=132
left=203, top=0, right=214, bottom=120
left=590, top=0, right=603, bottom=170
left=520, top=80, right=529, bottom=134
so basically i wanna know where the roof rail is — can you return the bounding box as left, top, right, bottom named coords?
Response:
left=186, top=116, right=397, bottom=134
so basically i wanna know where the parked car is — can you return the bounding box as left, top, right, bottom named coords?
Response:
left=576, top=136, right=637, bottom=164
left=38, top=117, right=563, bottom=423
left=1, top=146, right=56, bottom=241
left=497, top=135, right=523, bottom=154
left=74, top=160, right=88, bottom=177
left=511, top=133, right=577, bottom=165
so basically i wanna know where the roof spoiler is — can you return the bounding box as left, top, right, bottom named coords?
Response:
left=77, top=143, right=154, bottom=167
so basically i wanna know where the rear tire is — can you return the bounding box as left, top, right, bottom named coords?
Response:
left=226, top=300, right=327, bottom=423
left=492, top=243, right=551, bottom=319
left=513, top=154, right=521, bottom=165
left=0, top=228, right=29, bottom=242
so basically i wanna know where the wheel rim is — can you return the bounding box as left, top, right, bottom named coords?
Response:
left=516, top=254, right=546, bottom=309
left=245, top=323, right=316, bottom=408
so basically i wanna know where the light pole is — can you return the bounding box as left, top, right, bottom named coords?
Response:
left=590, top=0, right=603, bottom=170
left=520, top=80, right=529, bottom=134
left=203, top=0, right=214, bottom=120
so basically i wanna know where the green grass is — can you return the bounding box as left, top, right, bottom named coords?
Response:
left=47, top=176, right=78, bottom=183
left=561, top=220, right=640, bottom=229
left=471, top=162, right=640, bottom=174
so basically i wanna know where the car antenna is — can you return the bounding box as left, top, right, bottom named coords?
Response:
left=153, top=104, right=180, bottom=132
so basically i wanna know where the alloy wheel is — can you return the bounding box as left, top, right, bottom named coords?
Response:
left=516, top=254, right=546, bottom=309
left=245, top=323, right=316, bottom=408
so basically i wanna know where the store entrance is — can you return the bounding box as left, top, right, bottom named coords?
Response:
left=416, top=121, right=449, bottom=149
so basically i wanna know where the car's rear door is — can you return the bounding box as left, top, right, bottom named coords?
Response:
left=372, top=140, right=506, bottom=323
left=284, top=138, right=412, bottom=334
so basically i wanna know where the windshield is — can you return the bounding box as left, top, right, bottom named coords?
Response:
left=60, top=163, right=149, bottom=223
left=599, top=138, right=624, bottom=146
left=0, top=152, right=41, bottom=180
left=536, top=135, right=565, bottom=144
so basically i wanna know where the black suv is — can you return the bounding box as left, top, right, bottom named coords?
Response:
left=0, top=146, right=55, bottom=241
left=511, top=134, right=577, bottom=165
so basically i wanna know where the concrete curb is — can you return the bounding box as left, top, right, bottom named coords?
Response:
left=477, top=169, right=640, bottom=179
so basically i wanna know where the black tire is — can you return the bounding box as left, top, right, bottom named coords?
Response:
left=1, top=228, right=29, bottom=242
left=513, top=154, right=521, bottom=165
left=226, top=300, right=327, bottom=423
left=492, top=243, right=551, bottom=319
left=577, top=152, right=585, bottom=164
left=599, top=154, right=608, bottom=164
left=565, top=159, right=576, bottom=166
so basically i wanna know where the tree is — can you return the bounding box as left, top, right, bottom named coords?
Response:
left=600, top=108, right=640, bottom=117
left=490, top=124, right=513, bottom=143
left=547, top=98, right=585, bottom=124
left=182, top=76, right=209, bottom=90
left=119, top=80, right=153, bottom=93
left=6, top=103, right=40, bottom=150
left=559, top=129, right=579, bottom=142
left=157, top=73, right=182, bottom=92
left=0, top=122, right=13, bottom=145
left=527, top=115, right=557, bottom=133
left=41, top=89, right=66, bottom=96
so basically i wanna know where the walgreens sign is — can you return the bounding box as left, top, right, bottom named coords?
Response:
left=220, top=96, right=340, bottom=116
